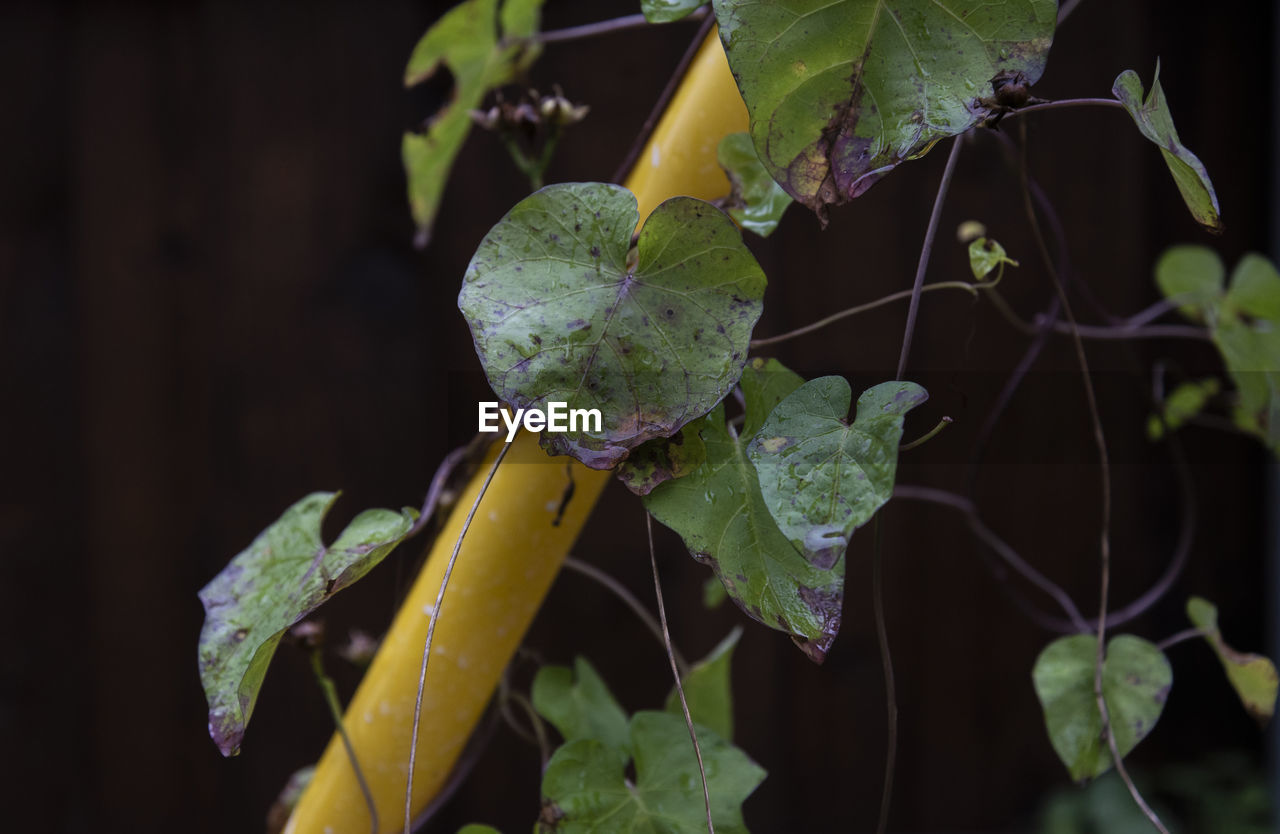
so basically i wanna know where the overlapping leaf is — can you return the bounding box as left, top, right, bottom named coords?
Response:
left=718, top=133, right=793, bottom=237
left=402, top=0, right=544, bottom=245
left=198, top=493, right=416, bottom=755
left=532, top=657, right=632, bottom=760
left=644, top=359, right=845, bottom=662
left=459, top=183, right=765, bottom=469
left=748, top=378, right=926, bottom=566
left=642, top=0, right=705, bottom=23
left=616, top=420, right=708, bottom=496
left=1032, top=634, right=1172, bottom=781
left=1113, top=65, right=1223, bottom=233
left=664, top=627, right=742, bottom=741
left=1187, top=597, right=1279, bottom=726
left=711, top=0, right=1056, bottom=219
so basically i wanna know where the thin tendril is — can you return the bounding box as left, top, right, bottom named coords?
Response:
left=751, top=282, right=979, bottom=348
left=309, top=646, right=379, bottom=834
left=872, top=518, right=897, bottom=834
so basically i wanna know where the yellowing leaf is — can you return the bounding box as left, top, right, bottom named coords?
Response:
left=1187, top=596, right=1279, bottom=726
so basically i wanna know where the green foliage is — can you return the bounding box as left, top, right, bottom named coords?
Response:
left=717, top=133, right=793, bottom=237
left=1187, top=597, right=1279, bottom=726
left=402, top=0, right=545, bottom=245
left=616, top=420, right=708, bottom=496
left=663, top=627, right=742, bottom=741
left=1032, top=635, right=1173, bottom=782
left=1148, top=378, right=1220, bottom=440
left=532, top=657, right=632, bottom=761
left=967, top=237, right=1018, bottom=281
left=457, top=826, right=503, bottom=834
left=459, top=183, right=765, bottom=469
left=711, top=0, right=1056, bottom=218
left=198, top=493, right=415, bottom=756
left=1113, top=64, right=1222, bottom=233
left=748, top=378, right=926, bottom=567
left=642, top=0, right=705, bottom=23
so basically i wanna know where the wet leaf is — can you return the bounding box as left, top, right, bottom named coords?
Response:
left=1113, top=65, right=1223, bottom=233
left=1032, top=634, right=1172, bottom=782
left=644, top=362, right=844, bottom=662
left=968, top=237, right=1018, bottom=281
left=1187, top=596, right=1279, bottom=726
left=402, top=0, right=544, bottom=245
left=1154, top=245, right=1224, bottom=321
left=1147, top=378, right=1220, bottom=440
left=718, top=132, right=793, bottom=237
left=616, top=420, right=708, bottom=496
left=198, top=493, right=415, bottom=756
left=642, top=0, right=705, bottom=23
left=541, top=711, right=765, bottom=833
left=664, top=627, right=742, bottom=741
left=459, top=183, right=765, bottom=469
left=532, top=657, right=631, bottom=760
left=748, top=378, right=927, bottom=568
left=711, top=0, right=1056, bottom=220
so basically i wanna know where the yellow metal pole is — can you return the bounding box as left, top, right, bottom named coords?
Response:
left=285, top=26, right=747, bottom=834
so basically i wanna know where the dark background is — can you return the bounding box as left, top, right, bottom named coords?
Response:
left=1, top=1, right=1275, bottom=832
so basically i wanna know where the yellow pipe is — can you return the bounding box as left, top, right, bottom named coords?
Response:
left=285, top=26, right=747, bottom=834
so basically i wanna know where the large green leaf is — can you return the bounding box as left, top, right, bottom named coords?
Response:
left=748, top=378, right=926, bottom=566
left=1113, top=65, right=1223, bottom=233
left=664, top=627, right=742, bottom=741
left=718, top=133, right=793, bottom=237
left=1032, top=634, right=1172, bottom=782
left=644, top=362, right=845, bottom=662
left=532, top=657, right=632, bottom=760
left=198, top=494, right=415, bottom=756
left=1187, top=597, right=1279, bottom=726
left=711, top=0, right=1056, bottom=219
left=459, top=183, right=766, bottom=469
left=642, top=0, right=705, bottom=23
left=541, top=711, right=765, bottom=833
left=402, top=0, right=544, bottom=245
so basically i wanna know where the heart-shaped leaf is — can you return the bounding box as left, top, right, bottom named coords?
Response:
left=645, top=360, right=845, bottom=662
left=198, top=493, right=416, bottom=756
left=1154, top=244, right=1225, bottom=321
left=711, top=0, right=1056, bottom=219
left=968, top=237, right=1018, bottom=281
left=1113, top=65, right=1223, bottom=233
left=459, top=183, right=765, bottom=469
left=1032, top=634, right=1172, bottom=782
left=664, top=627, right=742, bottom=741
left=1187, top=596, right=1279, bottom=726
left=532, top=657, right=632, bottom=759
left=748, top=378, right=927, bottom=567
left=718, top=132, right=793, bottom=237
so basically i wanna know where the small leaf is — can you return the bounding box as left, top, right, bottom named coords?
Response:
left=1147, top=378, right=1220, bottom=440
left=968, top=237, right=1018, bottom=281
left=1212, top=315, right=1280, bottom=451
left=402, top=0, right=544, bottom=245
left=198, top=493, right=416, bottom=756
left=1187, top=596, right=1279, bottom=726
left=1154, top=244, right=1224, bottom=320
left=616, top=420, right=708, bottom=496
left=542, top=711, right=765, bottom=833
left=664, top=627, right=742, bottom=741
left=718, top=132, right=793, bottom=237
left=712, top=0, right=1056, bottom=219
left=1224, top=253, right=1280, bottom=322
left=1032, top=634, right=1173, bottom=782
left=1113, top=65, right=1223, bottom=233
left=457, top=826, right=502, bottom=834
left=641, top=0, right=705, bottom=24
left=748, top=378, right=927, bottom=568
left=532, top=657, right=631, bottom=759
left=459, top=183, right=765, bottom=469
left=703, top=575, right=728, bottom=609
left=645, top=362, right=842, bottom=662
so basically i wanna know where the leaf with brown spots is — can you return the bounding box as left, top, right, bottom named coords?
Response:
left=197, top=493, right=415, bottom=756
left=459, top=183, right=766, bottom=469
left=711, top=0, right=1057, bottom=221
left=1187, top=596, right=1279, bottom=726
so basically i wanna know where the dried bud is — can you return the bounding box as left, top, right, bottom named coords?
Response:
left=990, top=70, right=1031, bottom=108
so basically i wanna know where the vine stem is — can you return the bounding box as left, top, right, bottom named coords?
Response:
left=309, top=646, right=379, bottom=834
left=563, top=556, right=690, bottom=677
left=872, top=518, right=897, bottom=834
left=1156, top=627, right=1207, bottom=652
left=899, top=416, right=952, bottom=451
left=647, top=512, right=713, bottom=833
left=897, top=135, right=964, bottom=381
left=1002, top=97, right=1126, bottom=120
left=526, top=7, right=709, bottom=46
left=405, top=440, right=512, bottom=834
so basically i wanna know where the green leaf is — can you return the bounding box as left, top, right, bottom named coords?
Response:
left=459, top=183, right=766, bottom=469
left=1032, top=634, right=1173, bottom=782
left=1154, top=244, right=1224, bottom=321
left=542, top=711, right=765, bottom=833
left=1147, top=378, right=1220, bottom=440
left=740, top=357, right=805, bottom=439
left=457, top=826, right=502, bottom=834
left=616, top=420, right=708, bottom=496
left=642, top=0, right=705, bottom=23
left=402, top=0, right=544, bottom=245
left=711, top=0, right=1056, bottom=219
left=664, top=627, right=742, bottom=741
left=644, top=363, right=842, bottom=662
left=1112, top=65, right=1223, bottom=233
left=718, top=133, right=793, bottom=237
left=703, top=575, right=728, bottom=609
left=968, top=237, right=1018, bottom=281
left=1224, top=253, right=1280, bottom=322
left=748, top=378, right=927, bottom=566
left=532, top=657, right=632, bottom=759
left=198, top=493, right=415, bottom=756
left=1212, top=317, right=1280, bottom=451
left=1187, top=596, right=1279, bottom=726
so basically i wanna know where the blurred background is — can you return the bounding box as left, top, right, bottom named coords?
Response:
left=1, top=0, right=1276, bottom=831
